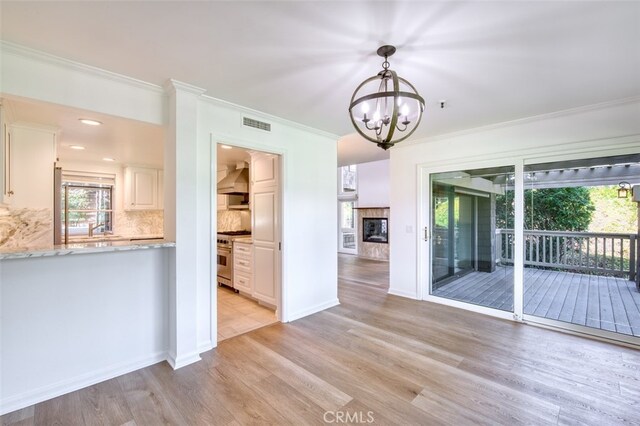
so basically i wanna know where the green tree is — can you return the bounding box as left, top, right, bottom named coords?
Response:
left=496, top=187, right=595, bottom=231
left=588, top=186, right=637, bottom=233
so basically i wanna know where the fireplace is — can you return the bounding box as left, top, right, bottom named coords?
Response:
left=362, top=217, right=388, bottom=243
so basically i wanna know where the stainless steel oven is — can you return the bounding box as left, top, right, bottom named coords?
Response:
left=216, top=231, right=251, bottom=290
left=217, top=243, right=232, bottom=287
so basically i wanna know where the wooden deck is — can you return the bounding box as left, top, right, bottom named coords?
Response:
left=434, top=267, right=640, bottom=337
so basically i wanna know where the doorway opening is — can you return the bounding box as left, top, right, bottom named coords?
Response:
left=215, top=143, right=281, bottom=342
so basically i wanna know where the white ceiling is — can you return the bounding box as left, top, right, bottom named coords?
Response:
left=216, top=144, right=251, bottom=170
left=3, top=96, right=164, bottom=167
left=2, top=1, right=639, bottom=165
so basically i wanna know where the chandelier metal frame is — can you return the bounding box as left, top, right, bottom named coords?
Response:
left=348, top=45, right=425, bottom=150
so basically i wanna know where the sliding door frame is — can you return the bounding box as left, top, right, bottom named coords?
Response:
left=416, top=138, right=640, bottom=346
left=417, top=157, right=524, bottom=322
left=522, top=148, right=640, bottom=347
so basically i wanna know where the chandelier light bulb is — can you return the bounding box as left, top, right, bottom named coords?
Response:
left=361, top=102, right=369, bottom=114
left=400, top=104, right=409, bottom=117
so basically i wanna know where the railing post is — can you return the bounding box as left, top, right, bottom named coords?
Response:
left=631, top=234, right=636, bottom=281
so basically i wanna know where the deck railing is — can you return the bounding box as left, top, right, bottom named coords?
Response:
left=497, top=229, right=637, bottom=280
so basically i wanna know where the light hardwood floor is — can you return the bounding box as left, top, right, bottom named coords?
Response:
left=217, top=286, right=278, bottom=342
left=2, top=254, right=640, bottom=425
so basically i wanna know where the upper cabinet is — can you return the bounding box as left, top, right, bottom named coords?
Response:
left=124, top=166, right=163, bottom=210
left=3, top=123, right=57, bottom=209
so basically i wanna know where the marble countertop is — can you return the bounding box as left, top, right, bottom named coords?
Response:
left=0, top=239, right=176, bottom=260
left=233, top=237, right=253, bottom=244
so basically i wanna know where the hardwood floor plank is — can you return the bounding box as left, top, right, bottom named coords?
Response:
left=77, top=378, right=134, bottom=426
left=0, top=406, right=34, bottom=426
left=240, top=335, right=353, bottom=412
left=33, top=390, right=84, bottom=426
left=3, top=254, right=640, bottom=425
left=116, top=369, right=188, bottom=425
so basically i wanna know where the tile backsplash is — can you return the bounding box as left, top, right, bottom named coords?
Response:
left=116, top=210, right=164, bottom=236
left=0, top=206, right=164, bottom=249
left=0, top=207, right=53, bottom=249
left=218, top=210, right=250, bottom=232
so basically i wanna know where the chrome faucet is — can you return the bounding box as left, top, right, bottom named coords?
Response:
left=88, top=223, right=105, bottom=237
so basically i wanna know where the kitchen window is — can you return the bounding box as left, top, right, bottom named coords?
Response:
left=60, top=172, right=115, bottom=238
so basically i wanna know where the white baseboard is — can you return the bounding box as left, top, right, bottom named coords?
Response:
left=0, top=351, right=167, bottom=416
left=166, top=351, right=202, bottom=370
left=286, top=298, right=340, bottom=322
left=387, top=288, right=419, bottom=299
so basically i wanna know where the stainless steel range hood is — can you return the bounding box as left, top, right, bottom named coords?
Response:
left=218, top=165, right=249, bottom=195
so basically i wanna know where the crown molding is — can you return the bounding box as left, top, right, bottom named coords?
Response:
left=9, top=121, right=60, bottom=134
left=398, top=95, right=640, bottom=149
left=0, top=40, right=165, bottom=94
left=163, top=79, right=206, bottom=96
left=200, top=94, right=339, bottom=141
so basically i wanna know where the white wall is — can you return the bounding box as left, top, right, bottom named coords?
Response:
left=389, top=98, right=640, bottom=299
left=197, top=98, right=339, bottom=348
left=0, top=42, right=165, bottom=126
left=0, top=42, right=339, bottom=413
left=0, top=249, right=169, bottom=415
left=357, top=159, right=390, bottom=207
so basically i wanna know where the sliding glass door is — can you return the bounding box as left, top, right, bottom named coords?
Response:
left=522, top=155, right=640, bottom=339
left=425, top=153, right=640, bottom=344
left=430, top=166, right=515, bottom=312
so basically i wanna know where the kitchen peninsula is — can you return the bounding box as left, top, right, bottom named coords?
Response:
left=0, top=238, right=175, bottom=260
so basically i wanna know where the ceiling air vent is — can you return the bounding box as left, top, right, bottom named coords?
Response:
left=243, top=116, right=271, bottom=132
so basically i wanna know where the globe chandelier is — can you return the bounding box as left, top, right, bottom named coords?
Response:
left=348, top=45, right=425, bottom=150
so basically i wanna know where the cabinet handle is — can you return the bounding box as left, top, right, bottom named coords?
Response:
left=424, top=227, right=429, bottom=241
left=7, top=131, right=11, bottom=195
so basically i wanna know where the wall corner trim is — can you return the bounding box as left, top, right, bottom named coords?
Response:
left=166, top=351, right=202, bottom=370
left=163, top=79, right=207, bottom=96
left=197, top=341, right=215, bottom=354
left=388, top=288, right=419, bottom=300
left=286, top=298, right=340, bottom=322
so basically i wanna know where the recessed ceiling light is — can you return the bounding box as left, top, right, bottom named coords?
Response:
left=220, top=144, right=233, bottom=150
left=79, top=119, right=102, bottom=126
left=69, top=145, right=85, bottom=150
left=102, top=157, right=116, bottom=162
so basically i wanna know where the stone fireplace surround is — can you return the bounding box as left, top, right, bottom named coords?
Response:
left=355, top=207, right=389, bottom=261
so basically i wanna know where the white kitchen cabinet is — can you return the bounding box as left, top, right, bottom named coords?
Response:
left=250, top=152, right=280, bottom=306
left=233, top=240, right=253, bottom=293
left=124, top=166, right=162, bottom=210
left=157, top=170, right=164, bottom=209
left=7, top=124, right=57, bottom=209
